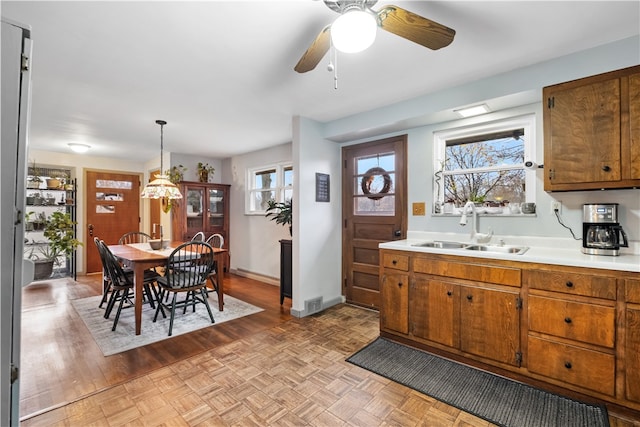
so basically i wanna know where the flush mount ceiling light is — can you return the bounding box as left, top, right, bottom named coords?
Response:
left=454, top=104, right=491, bottom=118
left=140, top=120, right=183, bottom=200
left=68, top=143, right=90, bottom=153
left=331, top=7, right=377, bottom=53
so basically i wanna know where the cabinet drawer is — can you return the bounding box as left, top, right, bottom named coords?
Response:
left=413, top=258, right=520, bottom=287
left=527, top=336, right=615, bottom=396
left=524, top=269, right=616, bottom=300
left=528, top=295, right=615, bottom=348
left=382, top=253, right=409, bottom=271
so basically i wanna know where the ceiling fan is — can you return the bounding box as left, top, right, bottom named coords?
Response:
left=294, top=0, right=456, bottom=73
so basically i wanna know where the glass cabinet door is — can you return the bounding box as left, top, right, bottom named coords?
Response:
left=208, top=188, right=225, bottom=228
left=185, top=186, right=204, bottom=233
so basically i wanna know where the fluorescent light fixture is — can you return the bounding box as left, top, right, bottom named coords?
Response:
left=331, top=9, right=377, bottom=53
left=454, top=104, right=491, bottom=118
left=68, top=143, right=90, bottom=153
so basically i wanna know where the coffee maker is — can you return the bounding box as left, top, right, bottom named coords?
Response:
left=582, top=203, right=628, bottom=256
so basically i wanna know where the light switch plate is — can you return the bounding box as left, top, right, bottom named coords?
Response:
left=412, top=202, right=426, bottom=216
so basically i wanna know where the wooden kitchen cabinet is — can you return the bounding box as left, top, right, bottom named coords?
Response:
left=624, top=279, right=640, bottom=403
left=172, top=181, right=230, bottom=247
left=411, top=277, right=459, bottom=348
left=543, top=64, right=640, bottom=191
left=380, top=247, right=640, bottom=413
left=382, top=251, right=522, bottom=366
left=380, top=270, right=409, bottom=334
left=459, top=285, right=521, bottom=366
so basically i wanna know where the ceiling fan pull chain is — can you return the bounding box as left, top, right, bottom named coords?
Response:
left=333, top=46, right=339, bottom=90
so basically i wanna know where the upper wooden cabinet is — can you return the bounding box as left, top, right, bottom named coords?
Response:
left=171, top=181, right=230, bottom=244
left=543, top=65, right=640, bottom=191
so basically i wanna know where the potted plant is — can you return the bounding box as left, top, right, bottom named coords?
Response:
left=26, top=211, right=82, bottom=280
left=27, top=161, right=42, bottom=189
left=166, top=164, right=187, bottom=184
left=265, top=199, right=292, bottom=236
left=197, top=162, right=215, bottom=183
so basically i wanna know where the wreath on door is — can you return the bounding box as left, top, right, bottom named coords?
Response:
left=360, top=167, right=392, bottom=200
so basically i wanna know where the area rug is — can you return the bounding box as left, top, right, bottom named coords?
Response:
left=72, top=293, right=263, bottom=356
left=347, top=338, right=609, bottom=427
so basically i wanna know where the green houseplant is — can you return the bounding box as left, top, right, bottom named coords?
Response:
left=265, top=199, right=292, bottom=236
left=197, top=162, right=215, bottom=183
left=27, top=211, right=81, bottom=280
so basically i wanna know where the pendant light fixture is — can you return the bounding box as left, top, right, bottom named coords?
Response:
left=140, top=120, right=183, bottom=200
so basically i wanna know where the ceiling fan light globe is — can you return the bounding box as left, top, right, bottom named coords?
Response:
left=331, top=10, right=377, bottom=53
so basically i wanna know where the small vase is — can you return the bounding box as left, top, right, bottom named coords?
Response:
left=198, top=171, right=208, bottom=183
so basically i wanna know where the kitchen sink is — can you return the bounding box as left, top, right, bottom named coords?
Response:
left=411, top=241, right=529, bottom=255
left=412, top=241, right=468, bottom=249
left=464, top=244, right=529, bottom=255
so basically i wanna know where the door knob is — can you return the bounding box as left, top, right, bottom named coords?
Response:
left=88, top=223, right=94, bottom=237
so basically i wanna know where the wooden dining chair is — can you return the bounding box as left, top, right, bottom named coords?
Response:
left=95, top=237, right=160, bottom=313
left=118, top=231, right=152, bottom=244
left=204, top=233, right=224, bottom=298
left=152, top=241, right=216, bottom=336
left=191, top=231, right=205, bottom=241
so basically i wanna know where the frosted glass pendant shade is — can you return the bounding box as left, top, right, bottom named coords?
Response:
left=331, top=10, right=377, bottom=53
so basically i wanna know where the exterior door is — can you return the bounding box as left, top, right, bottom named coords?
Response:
left=85, top=170, right=141, bottom=273
left=342, top=135, right=407, bottom=309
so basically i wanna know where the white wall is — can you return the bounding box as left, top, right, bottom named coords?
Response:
left=291, top=117, right=343, bottom=316
left=223, top=142, right=291, bottom=283
left=169, top=153, right=223, bottom=184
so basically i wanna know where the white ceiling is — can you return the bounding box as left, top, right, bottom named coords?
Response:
left=2, top=1, right=639, bottom=162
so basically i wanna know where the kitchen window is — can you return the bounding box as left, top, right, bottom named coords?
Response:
left=246, top=163, right=293, bottom=214
left=433, top=115, right=536, bottom=215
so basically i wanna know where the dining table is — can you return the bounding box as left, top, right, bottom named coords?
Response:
left=108, top=241, right=228, bottom=335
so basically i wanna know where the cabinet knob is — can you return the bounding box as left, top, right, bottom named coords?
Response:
left=397, top=282, right=403, bottom=288
left=602, top=165, right=611, bottom=172
left=447, top=291, right=452, bottom=297
left=564, top=362, right=572, bottom=369
left=564, top=317, right=572, bottom=324
left=392, top=260, right=397, bottom=265
left=466, top=295, right=473, bottom=301
left=565, top=281, right=573, bottom=288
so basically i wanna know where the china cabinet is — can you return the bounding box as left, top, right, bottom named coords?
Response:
left=172, top=181, right=230, bottom=268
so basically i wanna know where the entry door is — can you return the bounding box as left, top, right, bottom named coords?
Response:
left=85, top=170, right=141, bottom=273
left=342, top=135, right=407, bottom=309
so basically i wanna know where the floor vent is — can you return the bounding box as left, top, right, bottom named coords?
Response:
left=305, top=297, right=323, bottom=315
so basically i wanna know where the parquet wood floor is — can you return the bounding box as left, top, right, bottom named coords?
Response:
left=20, top=274, right=638, bottom=426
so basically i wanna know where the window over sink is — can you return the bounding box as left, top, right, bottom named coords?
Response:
left=433, top=114, right=536, bottom=216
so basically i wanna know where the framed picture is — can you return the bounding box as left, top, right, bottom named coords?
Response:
left=315, top=173, right=330, bottom=202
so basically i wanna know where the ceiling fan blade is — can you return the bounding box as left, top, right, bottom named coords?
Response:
left=377, top=5, right=455, bottom=50
left=294, top=25, right=331, bottom=73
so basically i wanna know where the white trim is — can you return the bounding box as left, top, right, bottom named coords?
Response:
left=245, top=162, right=293, bottom=215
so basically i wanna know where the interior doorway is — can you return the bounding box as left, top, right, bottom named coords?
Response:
left=342, top=135, right=408, bottom=310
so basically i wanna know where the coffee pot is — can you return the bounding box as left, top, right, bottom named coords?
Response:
left=582, top=204, right=628, bottom=256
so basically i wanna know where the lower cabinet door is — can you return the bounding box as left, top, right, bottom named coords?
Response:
left=460, top=286, right=521, bottom=366
left=380, top=271, right=409, bottom=334
left=411, top=276, right=459, bottom=349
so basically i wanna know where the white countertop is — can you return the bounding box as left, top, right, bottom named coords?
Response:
left=380, top=232, right=640, bottom=273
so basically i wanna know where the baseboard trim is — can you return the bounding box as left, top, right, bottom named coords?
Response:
left=231, top=268, right=279, bottom=287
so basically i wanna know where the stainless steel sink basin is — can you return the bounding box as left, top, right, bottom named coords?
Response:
left=464, top=245, right=529, bottom=255
left=412, top=241, right=468, bottom=249
left=411, top=241, right=529, bottom=255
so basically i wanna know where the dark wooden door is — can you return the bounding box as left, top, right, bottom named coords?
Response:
left=85, top=170, right=141, bottom=273
left=342, top=136, right=407, bottom=309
